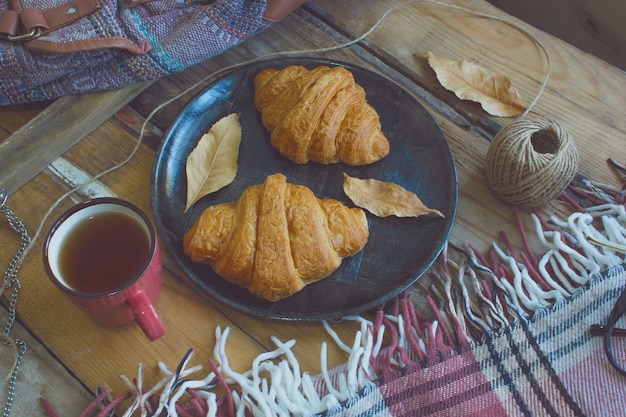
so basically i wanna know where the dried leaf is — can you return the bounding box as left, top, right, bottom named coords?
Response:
left=185, top=113, right=242, bottom=212
left=417, top=51, right=527, bottom=117
left=342, top=173, right=444, bottom=218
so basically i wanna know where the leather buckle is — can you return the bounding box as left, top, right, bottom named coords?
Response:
left=4, top=26, right=41, bottom=41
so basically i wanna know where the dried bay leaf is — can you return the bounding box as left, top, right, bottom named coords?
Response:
left=417, top=51, right=527, bottom=117
left=342, top=173, right=444, bottom=218
left=185, top=113, right=242, bottom=212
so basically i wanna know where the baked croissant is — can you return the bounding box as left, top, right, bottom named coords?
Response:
left=183, top=173, right=369, bottom=302
left=253, top=65, right=390, bottom=165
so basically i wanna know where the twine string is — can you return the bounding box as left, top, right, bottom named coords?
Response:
left=24, top=0, right=552, bottom=254
left=485, top=115, right=579, bottom=207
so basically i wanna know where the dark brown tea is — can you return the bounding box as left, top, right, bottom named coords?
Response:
left=59, top=211, right=150, bottom=294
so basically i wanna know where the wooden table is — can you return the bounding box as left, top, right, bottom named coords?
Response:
left=1, top=0, right=625, bottom=414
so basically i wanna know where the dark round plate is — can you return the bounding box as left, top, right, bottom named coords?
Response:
left=151, top=56, right=457, bottom=320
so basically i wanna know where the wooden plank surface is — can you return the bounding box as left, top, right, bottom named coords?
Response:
left=3, top=114, right=356, bottom=413
left=0, top=82, right=151, bottom=195
left=0, top=102, right=48, bottom=140
left=1, top=0, right=625, bottom=415
left=0, top=308, right=94, bottom=416
left=486, top=0, right=626, bottom=71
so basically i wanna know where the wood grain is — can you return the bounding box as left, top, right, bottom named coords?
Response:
left=7, top=115, right=357, bottom=403
left=0, top=310, right=94, bottom=415
left=0, top=82, right=151, bottom=195
left=0, top=0, right=625, bottom=414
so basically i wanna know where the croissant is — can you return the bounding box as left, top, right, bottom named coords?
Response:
left=183, top=173, right=369, bottom=302
left=253, top=65, right=390, bottom=165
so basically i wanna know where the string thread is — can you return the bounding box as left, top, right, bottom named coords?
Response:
left=25, top=0, right=552, bottom=253
left=485, top=115, right=579, bottom=207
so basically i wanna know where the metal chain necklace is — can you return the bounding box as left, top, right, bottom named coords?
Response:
left=0, top=189, right=30, bottom=417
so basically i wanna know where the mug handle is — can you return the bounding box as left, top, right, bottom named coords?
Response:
left=127, top=288, right=165, bottom=341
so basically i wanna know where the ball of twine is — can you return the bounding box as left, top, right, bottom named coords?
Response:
left=485, top=115, right=579, bottom=207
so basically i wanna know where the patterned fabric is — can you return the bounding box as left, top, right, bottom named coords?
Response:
left=0, top=0, right=271, bottom=105
left=337, top=267, right=625, bottom=417
left=40, top=187, right=626, bottom=416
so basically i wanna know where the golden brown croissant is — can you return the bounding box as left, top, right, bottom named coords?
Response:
left=183, top=173, right=369, bottom=302
left=253, top=65, right=390, bottom=165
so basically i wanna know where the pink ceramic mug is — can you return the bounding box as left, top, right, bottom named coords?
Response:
left=44, top=198, right=165, bottom=341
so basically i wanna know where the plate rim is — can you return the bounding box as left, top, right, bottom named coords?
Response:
left=151, top=55, right=458, bottom=320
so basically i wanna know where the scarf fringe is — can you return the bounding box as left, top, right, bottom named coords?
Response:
left=42, top=174, right=626, bottom=417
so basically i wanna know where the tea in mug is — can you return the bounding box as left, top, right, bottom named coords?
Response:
left=59, top=211, right=150, bottom=294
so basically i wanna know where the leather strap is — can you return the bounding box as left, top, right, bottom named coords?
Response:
left=25, top=36, right=152, bottom=54
left=263, top=0, right=307, bottom=22
left=2, top=0, right=299, bottom=54
left=1, top=0, right=151, bottom=54
left=25, top=0, right=100, bottom=34
left=0, top=10, right=19, bottom=37
left=0, top=0, right=99, bottom=37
